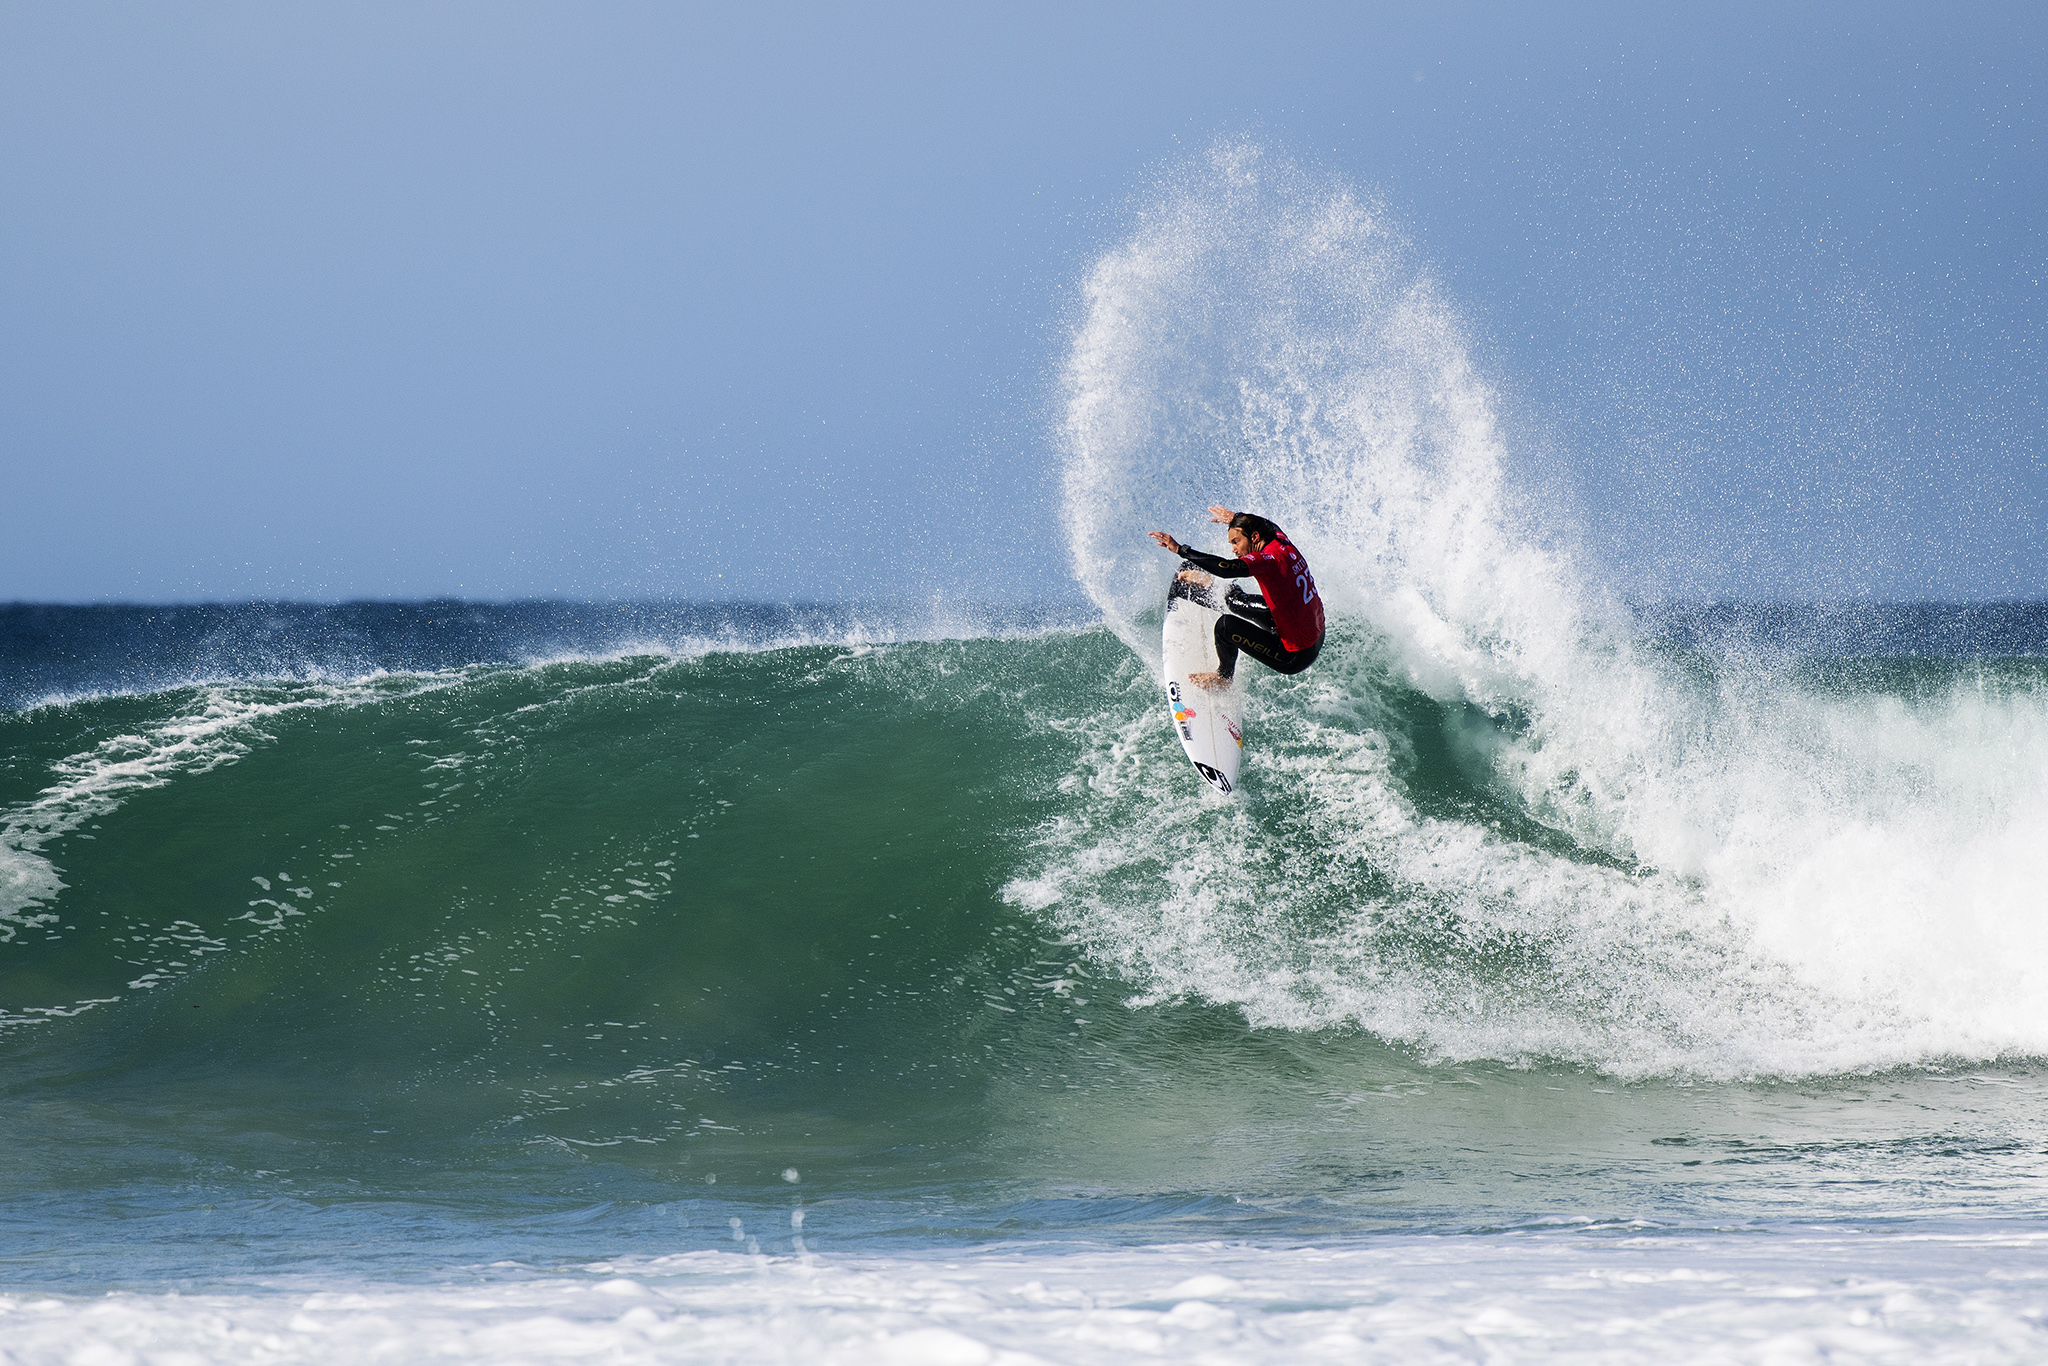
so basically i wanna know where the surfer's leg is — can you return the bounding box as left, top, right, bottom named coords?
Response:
left=1211, top=616, right=1319, bottom=680
left=1268, top=637, right=1320, bottom=676
left=1223, top=584, right=1273, bottom=630
left=1212, top=615, right=1281, bottom=678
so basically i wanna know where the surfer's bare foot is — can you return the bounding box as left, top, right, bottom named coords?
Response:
left=1188, top=670, right=1233, bottom=691
left=1176, top=568, right=1213, bottom=586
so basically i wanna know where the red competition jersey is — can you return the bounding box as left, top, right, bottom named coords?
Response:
left=1241, top=535, right=1325, bottom=650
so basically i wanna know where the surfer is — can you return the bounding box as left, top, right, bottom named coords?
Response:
left=1150, top=507, right=1325, bottom=690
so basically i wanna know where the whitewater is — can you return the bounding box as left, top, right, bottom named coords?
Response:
left=4, top=149, right=2047, bottom=1362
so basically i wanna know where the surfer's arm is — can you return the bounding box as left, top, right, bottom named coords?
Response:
left=1174, top=546, right=1255, bottom=578
left=1150, top=530, right=1253, bottom=578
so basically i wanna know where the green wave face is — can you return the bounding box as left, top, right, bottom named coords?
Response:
left=0, top=638, right=1121, bottom=1197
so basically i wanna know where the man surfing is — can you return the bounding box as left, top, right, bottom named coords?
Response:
left=1150, top=507, right=1325, bottom=690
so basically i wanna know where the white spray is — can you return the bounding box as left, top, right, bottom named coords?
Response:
left=1030, top=143, right=2048, bottom=1078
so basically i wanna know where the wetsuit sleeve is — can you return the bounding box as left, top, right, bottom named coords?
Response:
left=1176, top=547, right=1255, bottom=578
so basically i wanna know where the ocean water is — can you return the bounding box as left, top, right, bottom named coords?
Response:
left=5, top=600, right=2047, bottom=1365
left=8, top=151, right=2048, bottom=1362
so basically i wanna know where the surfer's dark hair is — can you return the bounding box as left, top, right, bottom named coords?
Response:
left=1229, top=513, right=1283, bottom=545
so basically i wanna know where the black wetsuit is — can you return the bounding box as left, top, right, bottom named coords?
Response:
left=1177, top=548, right=1324, bottom=679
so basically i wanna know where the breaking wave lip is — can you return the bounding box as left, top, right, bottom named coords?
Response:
left=9, top=666, right=470, bottom=719
left=0, top=599, right=1102, bottom=715
left=1043, top=141, right=2048, bottom=1081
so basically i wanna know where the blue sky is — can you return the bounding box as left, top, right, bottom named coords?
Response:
left=4, top=1, right=2042, bottom=602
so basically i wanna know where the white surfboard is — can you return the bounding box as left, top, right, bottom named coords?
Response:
left=1162, top=572, right=1246, bottom=794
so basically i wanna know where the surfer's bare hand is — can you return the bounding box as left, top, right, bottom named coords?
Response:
left=1207, top=505, right=1235, bottom=524
left=1177, top=568, right=1212, bottom=585
left=1149, top=531, right=1184, bottom=554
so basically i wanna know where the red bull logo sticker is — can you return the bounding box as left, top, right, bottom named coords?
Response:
left=1227, top=718, right=1243, bottom=748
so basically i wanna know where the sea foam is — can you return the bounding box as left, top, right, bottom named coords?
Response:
left=2, top=1232, right=2041, bottom=1365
